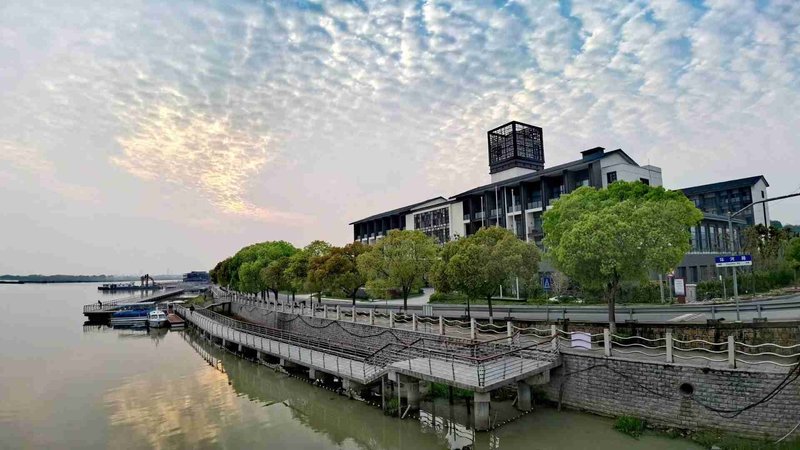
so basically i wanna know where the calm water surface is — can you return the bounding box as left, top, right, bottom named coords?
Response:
left=0, top=284, right=701, bottom=449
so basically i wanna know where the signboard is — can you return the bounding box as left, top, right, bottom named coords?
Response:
left=715, top=254, right=753, bottom=268
left=542, top=276, right=553, bottom=291
left=674, top=278, right=686, bottom=296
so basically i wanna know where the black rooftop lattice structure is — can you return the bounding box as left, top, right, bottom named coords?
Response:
left=488, top=121, right=544, bottom=174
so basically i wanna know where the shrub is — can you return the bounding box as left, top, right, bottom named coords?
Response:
left=614, top=416, right=645, bottom=438
left=429, top=291, right=469, bottom=304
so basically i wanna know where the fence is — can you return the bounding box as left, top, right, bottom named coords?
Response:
left=218, top=290, right=800, bottom=370
left=176, top=304, right=557, bottom=389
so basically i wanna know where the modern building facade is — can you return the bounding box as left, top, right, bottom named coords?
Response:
left=674, top=176, right=770, bottom=283
left=350, top=121, right=769, bottom=284
left=351, top=121, right=661, bottom=246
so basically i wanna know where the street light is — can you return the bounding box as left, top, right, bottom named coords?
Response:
left=727, top=191, right=800, bottom=321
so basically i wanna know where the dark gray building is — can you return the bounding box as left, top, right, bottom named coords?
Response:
left=674, top=176, right=770, bottom=283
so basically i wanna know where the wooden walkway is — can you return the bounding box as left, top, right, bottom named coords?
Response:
left=175, top=305, right=559, bottom=392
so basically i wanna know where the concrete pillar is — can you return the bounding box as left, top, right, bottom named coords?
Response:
left=405, top=378, right=421, bottom=410
left=324, top=305, right=328, bottom=319
left=237, top=344, right=243, bottom=353
left=352, top=306, right=357, bottom=322
left=369, top=309, right=375, bottom=325
left=308, top=368, right=317, bottom=381
left=336, top=305, right=341, bottom=320
left=474, top=391, right=491, bottom=431
left=257, top=351, right=263, bottom=361
left=516, top=381, right=532, bottom=411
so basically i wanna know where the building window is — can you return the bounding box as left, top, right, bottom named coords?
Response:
left=761, top=190, right=765, bottom=199
left=606, top=171, right=617, bottom=184
left=639, top=178, right=649, bottom=185
left=413, top=207, right=450, bottom=244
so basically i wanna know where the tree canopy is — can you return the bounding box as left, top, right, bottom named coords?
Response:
left=357, top=229, right=438, bottom=311
left=209, top=241, right=298, bottom=295
left=436, top=227, right=539, bottom=321
left=543, top=181, right=702, bottom=331
left=311, top=242, right=369, bottom=305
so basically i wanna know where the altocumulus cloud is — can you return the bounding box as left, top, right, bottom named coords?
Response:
left=1, top=0, right=799, bottom=229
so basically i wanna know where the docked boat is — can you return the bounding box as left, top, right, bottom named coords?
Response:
left=109, top=303, right=153, bottom=327
left=147, top=310, right=169, bottom=328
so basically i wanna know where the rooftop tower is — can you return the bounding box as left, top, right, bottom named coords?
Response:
left=488, top=121, right=544, bottom=183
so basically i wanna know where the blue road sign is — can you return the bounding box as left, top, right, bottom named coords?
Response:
left=542, top=276, right=553, bottom=291
left=714, top=254, right=753, bottom=267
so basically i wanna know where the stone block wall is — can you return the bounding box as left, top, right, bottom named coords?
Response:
left=541, top=352, right=799, bottom=439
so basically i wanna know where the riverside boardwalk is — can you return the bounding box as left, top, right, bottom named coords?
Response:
left=185, top=287, right=800, bottom=439
left=83, top=288, right=185, bottom=322
left=177, top=289, right=561, bottom=430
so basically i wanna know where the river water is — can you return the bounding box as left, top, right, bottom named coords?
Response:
left=0, top=283, right=701, bottom=449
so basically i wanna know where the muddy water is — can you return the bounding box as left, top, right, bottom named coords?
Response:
left=0, top=283, right=700, bottom=449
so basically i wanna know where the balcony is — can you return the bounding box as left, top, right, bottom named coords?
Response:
left=463, top=214, right=471, bottom=221
left=490, top=208, right=501, bottom=218
left=526, top=200, right=542, bottom=210
left=527, top=229, right=544, bottom=241
left=508, top=204, right=521, bottom=213
left=475, top=211, right=485, bottom=220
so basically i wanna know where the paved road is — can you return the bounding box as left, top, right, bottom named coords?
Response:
left=234, top=288, right=800, bottom=324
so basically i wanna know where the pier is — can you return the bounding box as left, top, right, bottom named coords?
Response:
left=83, top=288, right=185, bottom=322
left=175, top=303, right=559, bottom=430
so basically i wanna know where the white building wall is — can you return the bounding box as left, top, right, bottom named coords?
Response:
left=750, top=179, right=770, bottom=226
left=600, top=153, right=663, bottom=187
left=449, top=201, right=465, bottom=239
left=490, top=166, right=537, bottom=183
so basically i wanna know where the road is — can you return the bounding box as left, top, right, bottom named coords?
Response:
left=248, top=288, right=800, bottom=324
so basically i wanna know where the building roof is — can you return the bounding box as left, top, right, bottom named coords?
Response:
left=451, top=148, right=638, bottom=198
left=680, top=176, right=769, bottom=196
left=349, top=196, right=448, bottom=225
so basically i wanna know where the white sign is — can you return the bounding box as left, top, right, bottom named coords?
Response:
left=571, top=332, right=592, bottom=350
left=674, top=278, right=686, bottom=296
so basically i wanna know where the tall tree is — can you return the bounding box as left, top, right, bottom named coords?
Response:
left=312, top=242, right=369, bottom=305
left=261, top=256, right=292, bottom=301
left=285, top=240, right=332, bottom=303
left=543, top=181, right=702, bottom=332
left=444, top=227, right=539, bottom=322
left=357, top=230, right=438, bottom=311
left=743, top=224, right=794, bottom=270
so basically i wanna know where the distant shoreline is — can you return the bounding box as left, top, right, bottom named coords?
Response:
left=0, top=275, right=178, bottom=284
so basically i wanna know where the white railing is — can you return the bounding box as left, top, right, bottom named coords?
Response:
left=218, top=290, right=799, bottom=370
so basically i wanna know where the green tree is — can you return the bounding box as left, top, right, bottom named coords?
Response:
left=443, top=227, right=539, bottom=322
left=216, top=241, right=298, bottom=297
left=357, top=230, right=438, bottom=311
left=543, top=181, right=702, bottom=332
left=312, top=242, right=369, bottom=305
left=261, top=256, right=292, bottom=301
left=787, top=238, right=800, bottom=285
left=743, top=224, right=794, bottom=270
left=285, top=240, right=332, bottom=303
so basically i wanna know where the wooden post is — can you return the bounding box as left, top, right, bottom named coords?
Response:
left=728, top=335, right=736, bottom=368
left=666, top=330, right=673, bottom=363
left=603, top=328, right=611, bottom=357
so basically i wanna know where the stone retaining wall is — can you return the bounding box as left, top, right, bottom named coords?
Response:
left=541, top=351, right=799, bottom=439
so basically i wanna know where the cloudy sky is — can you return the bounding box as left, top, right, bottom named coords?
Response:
left=1, top=0, right=798, bottom=275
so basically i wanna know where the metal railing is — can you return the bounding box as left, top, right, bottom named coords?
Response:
left=176, top=304, right=558, bottom=388
left=526, top=200, right=542, bottom=210
left=218, top=290, right=799, bottom=370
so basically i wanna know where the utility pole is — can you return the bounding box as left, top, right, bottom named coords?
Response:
left=726, top=191, right=800, bottom=322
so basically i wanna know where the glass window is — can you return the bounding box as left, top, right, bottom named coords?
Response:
left=639, top=178, right=649, bottom=185
left=606, top=171, right=617, bottom=184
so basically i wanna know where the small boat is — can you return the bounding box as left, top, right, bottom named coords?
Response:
left=147, top=310, right=169, bottom=328
left=110, top=303, right=153, bottom=327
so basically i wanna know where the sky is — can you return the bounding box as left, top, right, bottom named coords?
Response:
left=1, top=0, right=799, bottom=275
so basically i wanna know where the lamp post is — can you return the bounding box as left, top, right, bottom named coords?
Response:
left=726, top=192, right=800, bottom=322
